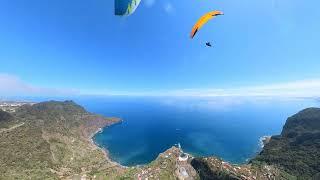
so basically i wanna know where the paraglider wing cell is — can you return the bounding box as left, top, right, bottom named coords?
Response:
left=115, top=0, right=142, bottom=16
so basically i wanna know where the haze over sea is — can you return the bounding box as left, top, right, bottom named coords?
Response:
left=74, top=96, right=318, bottom=166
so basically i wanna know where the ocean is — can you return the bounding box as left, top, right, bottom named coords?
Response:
left=75, top=96, right=318, bottom=166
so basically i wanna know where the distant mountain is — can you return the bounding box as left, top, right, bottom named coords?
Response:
left=254, top=108, right=320, bottom=179
left=0, top=100, right=120, bottom=179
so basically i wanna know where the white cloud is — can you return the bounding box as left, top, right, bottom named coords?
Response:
left=144, top=0, right=156, bottom=8
left=0, top=73, right=77, bottom=97
left=1, top=73, right=320, bottom=98
left=168, top=79, right=320, bottom=98
left=79, top=79, right=320, bottom=98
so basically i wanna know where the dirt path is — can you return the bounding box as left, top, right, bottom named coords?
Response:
left=0, top=122, right=25, bottom=133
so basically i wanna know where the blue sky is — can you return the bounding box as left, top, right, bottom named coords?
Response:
left=1, top=0, right=320, bottom=97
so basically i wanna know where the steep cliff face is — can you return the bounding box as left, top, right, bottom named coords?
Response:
left=254, top=108, right=320, bottom=179
left=191, top=108, right=320, bottom=180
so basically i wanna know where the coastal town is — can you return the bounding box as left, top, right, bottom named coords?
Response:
left=0, top=101, right=35, bottom=113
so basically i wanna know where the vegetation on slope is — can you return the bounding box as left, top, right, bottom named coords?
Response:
left=0, top=109, right=14, bottom=128
left=253, top=108, right=320, bottom=179
left=0, top=101, right=120, bottom=179
left=191, top=156, right=295, bottom=180
left=100, top=147, right=199, bottom=180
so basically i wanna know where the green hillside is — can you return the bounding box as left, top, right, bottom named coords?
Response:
left=0, top=101, right=120, bottom=179
left=254, top=108, right=320, bottom=179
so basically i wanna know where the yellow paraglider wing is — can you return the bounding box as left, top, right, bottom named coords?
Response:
left=190, top=11, right=224, bottom=39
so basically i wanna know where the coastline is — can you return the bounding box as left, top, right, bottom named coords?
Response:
left=88, top=118, right=127, bottom=169
left=89, top=120, right=271, bottom=170
left=259, top=135, right=271, bottom=148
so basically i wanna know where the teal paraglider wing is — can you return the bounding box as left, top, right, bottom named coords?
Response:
left=115, top=0, right=142, bottom=16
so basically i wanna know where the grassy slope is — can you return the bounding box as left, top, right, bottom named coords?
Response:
left=0, top=101, right=121, bottom=179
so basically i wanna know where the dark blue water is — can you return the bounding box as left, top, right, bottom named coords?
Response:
left=75, top=96, right=318, bottom=166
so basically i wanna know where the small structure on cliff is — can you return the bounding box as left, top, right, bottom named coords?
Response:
left=176, top=143, right=189, bottom=162
left=179, top=153, right=189, bottom=162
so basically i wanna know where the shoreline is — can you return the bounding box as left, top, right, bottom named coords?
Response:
left=88, top=118, right=128, bottom=169
left=259, top=135, right=271, bottom=148
left=88, top=119, right=271, bottom=170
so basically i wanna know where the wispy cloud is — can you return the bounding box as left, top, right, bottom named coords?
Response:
left=144, top=0, right=156, bottom=8
left=0, top=73, right=77, bottom=97
left=167, top=79, right=320, bottom=98
left=144, top=0, right=173, bottom=14
left=1, top=73, right=320, bottom=98
left=81, top=79, right=320, bottom=98
left=163, top=2, right=174, bottom=14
